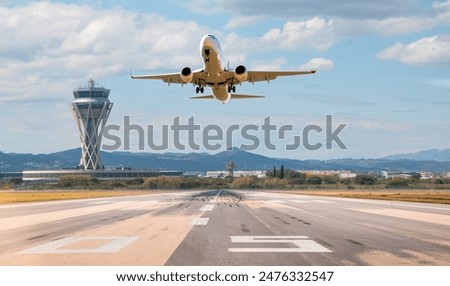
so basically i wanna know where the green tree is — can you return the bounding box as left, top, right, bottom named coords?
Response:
left=306, top=176, right=322, bottom=185
left=144, top=176, right=182, bottom=189
left=410, top=173, right=421, bottom=180
left=9, top=178, right=23, bottom=185
left=279, top=165, right=285, bottom=179
left=354, top=174, right=377, bottom=185
left=284, top=169, right=306, bottom=184
left=59, top=174, right=91, bottom=187
left=322, top=175, right=338, bottom=184
left=385, top=178, right=409, bottom=188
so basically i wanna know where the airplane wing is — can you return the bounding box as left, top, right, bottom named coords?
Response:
left=131, top=70, right=207, bottom=85
left=190, top=94, right=265, bottom=100
left=224, top=69, right=316, bottom=85
left=190, top=95, right=215, bottom=99
left=246, top=70, right=316, bottom=83
left=230, top=94, right=265, bottom=99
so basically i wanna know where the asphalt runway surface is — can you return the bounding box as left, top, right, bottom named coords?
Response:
left=0, top=190, right=449, bottom=265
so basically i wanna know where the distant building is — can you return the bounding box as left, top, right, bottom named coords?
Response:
left=419, top=172, right=435, bottom=179
left=338, top=171, right=357, bottom=179
left=206, top=170, right=266, bottom=178
left=0, top=172, right=22, bottom=180
left=299, top=170, right=356, bottom=178
left=22, top=169, right=182, bottom=182
left=381, top=171, right=420, bottom=179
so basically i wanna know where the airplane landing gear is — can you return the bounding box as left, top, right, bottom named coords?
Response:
left=196, top=86, right=204, bottom=93
left=228, top=85, right=236, bottom=93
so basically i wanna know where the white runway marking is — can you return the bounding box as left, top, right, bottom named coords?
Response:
left=190, top=217, right=209, bottom=226
left=19, top=236, right=139, bottom=254
left=200, top=204, right=215, bottom=212
left=0, top=201, right=136, bottom=231
left=88, top=201, right=114, bottom=205
left=228, top=236, right=332, bottom=253
left=290, top=200, right=308, bottom=203
left=311, top=200, right=333, bottom=203
left=352, top=208, right=450, bottom=226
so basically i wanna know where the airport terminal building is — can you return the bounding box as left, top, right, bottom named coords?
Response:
left=22, top=169, right=183, bottom=182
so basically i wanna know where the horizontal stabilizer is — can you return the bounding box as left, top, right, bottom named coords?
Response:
left=190, top=95, right=215, bottom=99
left=231, top=94, right=265, bottom=99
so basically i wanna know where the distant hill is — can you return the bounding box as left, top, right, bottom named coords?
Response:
left=383, top=148, right=450, bottom=162
left=1, top=147, right=449, bottom=173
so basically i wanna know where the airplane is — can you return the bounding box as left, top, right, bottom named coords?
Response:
left=131, top=34, right=316, bottom=104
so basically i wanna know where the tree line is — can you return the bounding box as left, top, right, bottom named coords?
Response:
left=3, top=167, right=449, bottom=190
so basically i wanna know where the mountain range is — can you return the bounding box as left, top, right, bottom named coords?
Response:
left=383, top=148, right=450, bottom=162
left=1, top=148, right=449, bottom=173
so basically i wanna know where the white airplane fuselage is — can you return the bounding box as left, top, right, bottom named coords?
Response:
left=200, top=35, right=230, bottom=102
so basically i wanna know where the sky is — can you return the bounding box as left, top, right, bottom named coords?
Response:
left=0, top=0, right=449, bottom=160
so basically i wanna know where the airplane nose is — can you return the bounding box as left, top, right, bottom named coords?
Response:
left=200, top=34, right=219, bottom=55
left=202, top=35, right=215, bottom=47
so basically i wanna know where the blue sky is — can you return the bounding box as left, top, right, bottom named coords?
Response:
left=0, top=0, right=449, bottom=160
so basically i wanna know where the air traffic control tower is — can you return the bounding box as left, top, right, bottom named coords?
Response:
left=71, top=79, right=113, bottom=170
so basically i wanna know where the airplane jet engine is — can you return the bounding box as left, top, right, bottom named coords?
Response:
left=234, top=65, right=248, bottom=82
left=180, top=67, right=193, bottom=83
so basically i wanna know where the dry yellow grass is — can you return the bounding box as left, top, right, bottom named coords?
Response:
left=1, top=189, right=450, bottom=205
left=0, top=190, right=156, bottom=204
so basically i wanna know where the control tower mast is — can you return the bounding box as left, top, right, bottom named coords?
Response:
left=71, top=79, right=113, bottom=170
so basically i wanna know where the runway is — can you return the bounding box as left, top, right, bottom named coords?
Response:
left=0, top=190, right=449, bottom=265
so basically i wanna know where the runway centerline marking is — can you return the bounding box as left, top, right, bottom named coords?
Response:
left=190, top=217, right=209, bottom=226
left=200, top=204, right=215, bottom=212
left=18, top=236, right=139, bottom=254
left=228, top=236, right=332, bottom=253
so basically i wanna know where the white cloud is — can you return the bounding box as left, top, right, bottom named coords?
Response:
left=301, top=57, right=334, bottom=70
left=258, top=13, right=444, bottom=52
left=432, top=0, right=450, bottom=9
left=376, top=35, right=450, bottom=65
left=261, top=17, right=336, bottom=51
left=0, top=2, right=209, bottom=103
left=220, top=0, right=450, bottom=52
